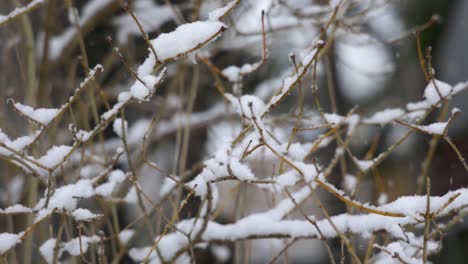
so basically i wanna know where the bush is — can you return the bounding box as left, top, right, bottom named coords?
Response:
left=0, top=0, right=467, bottom=263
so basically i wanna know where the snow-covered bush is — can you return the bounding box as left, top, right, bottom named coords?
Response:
left=0, top=0, right=467, bottom=263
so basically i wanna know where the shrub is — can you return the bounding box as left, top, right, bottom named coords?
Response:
left=0, top=0, right=467, bottom=263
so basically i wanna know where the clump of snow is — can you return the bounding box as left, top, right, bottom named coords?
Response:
left=267, top=48, right=318, bottom=109
left=324, top=113, right=342, bottom=125
left=129, top=247, right=156, bottom=261
left=209, top=1, right=237, bottom=21
left=124, top=187, right=138, bottom=204
left=1, top=133, right=37, bottom=152
left=211, top=245, right=231, bottom=262
left=36, top=145, right=73, bottom=168
left=225, top=94, right=267, bottom=119
left=160, top=176, right=179, bottom=197
left=222, top=66, right=241, bottom=82
left=275, top=170, right=300, bottom=187
left=40, top=236, right=101, bottom=263
left=117, top=91, right=132, bottom=103
left=13, top=102, right=60, bottom=125
left=343, top=174, right=357, bottom=192
left=35, top=180, right=94, bottom=211
left=364, top=108, right=404, bottom=126
left=34, top=208, right=54, bottom=223
left=375, top=242, right=423, bottom=264
left=72, top=208, right=101, bottom=221
left=149, top=20, right=226, bottom=62
left=355, top=159, right=374, bottom=171
left=222, top=64, right=256, bottom=82
left=3, top=204, right=32, bottom=214
left=118, top=229, right=135, bottom=245
left=95, top=170, right=126, bottom=197
left=424, top=79, right=453, bottom=105
left=113, top=118, right=128, bottom=138
left=100, top=101, right=126, bottom=120
left=0, top=129, right=8, bottom=143
left=452, top=107, right=461, bottom=115
left=79, top=164, right=105, bottom=178
left=377, top=193, right=388, bottom=205
left=62, top=236, right=99, bottom=256
left=74, top=129, right=93, bottom=142
left=130, top=75, right=160, bottom=101
left=416, top=122, right=448, bottom=135
left=109, top=169, right=126, bottom=183
left=39, top=238, right=56, bottom=264
left=229, top=158, right=255, bottom=181
left=0, top=232, right=22, bottom=254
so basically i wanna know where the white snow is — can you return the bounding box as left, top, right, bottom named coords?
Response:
left=100, top=101, right=126, bottom=121
left=160, top=176, right=179, bottom=197
left=377, top=193, right=388, bottom=205
left=124, top=187, right=138, bottom=204
left=209, top=1, right=237, bottom=21
left=36, top=145, right=73, bottom=168
left=211, top=245, right=231, bottom=262
left=13, top=102, right=60, bottom=125
left=416, top=122, right=448, bottom=135
left=3, top=204, right=32, bottom=214
left=0, top=129, right=8, bottom=143
left=222, top=63, right=257, bottom=82
left=324, top=113, right=342, bottom=125
left=129, top=75, right=161, bottom=101
left=113, top=118, right=128, bottom=138
left=229, top=158, right=255, bottom=181
left=364, top=108, right=405, bottom=126
left=424, top=79, right=453, bottom=105
left=118, top=229, right=135, bottom=245
left=343, top=174, right=357, bottom=192
left=79, top=164, right=105, bottom=178
left=225, top=94, right=267, bottom=119
left=222, top=66, right=241, bottom=82
left=128, top=184, right=468, bottom=262
left=0, top=232, right=21, bottom=254
left=62, top=235, right=99, bottom=256
left=149, top=20, right=226, bottom=62
left=34, top=208, right=54, bottom=223
left=35, top=179, right=94, bottom=211
left=267, top=47, right=318, bottom=110
left=94, top=169, right=126, bottom=197
left=71, top=208, right=101, bottom=221
left=6, top=135, right=36, bottom=151
left=109, top=169, right=126, bottom=183
left=355, top=159, right=374, bottom=171
left=129, top=247, right=156, bottom=261
left=40, top=236, right=99, bottom=263
left=75, top=129, right=93, bottom=142
left=2, top=2, right=468, bottom=263
left=39, top=238, right=57, bottom=264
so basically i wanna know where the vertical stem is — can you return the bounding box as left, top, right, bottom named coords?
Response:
left=23, top=177, right=38, bottom=264
left=423, top=176, right=431, bottom=263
